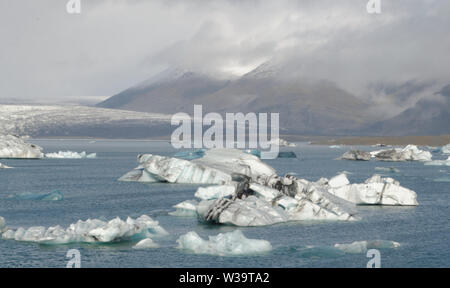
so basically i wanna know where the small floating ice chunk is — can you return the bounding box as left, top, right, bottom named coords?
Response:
left=169, top=200, right=198, bottom=217
left=0, top=162, right=13, bottom=169
left=45, top=151, right=97, bottom=159
left=338, top=150, right=371, bottom=161
left=334, top=240, right=401, bottom=254
left=133, top=238, right=159, bottom=249
left=176, top=230, right=272, bottom=256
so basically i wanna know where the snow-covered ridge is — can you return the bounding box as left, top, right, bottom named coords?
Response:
left=0, top=105, right=171, bottom=136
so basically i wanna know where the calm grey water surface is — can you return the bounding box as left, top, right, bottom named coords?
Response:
left=0, top=140, right=448, bottom=267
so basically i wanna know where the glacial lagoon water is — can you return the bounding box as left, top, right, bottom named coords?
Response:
left=0, top=140, right=449, bottom=267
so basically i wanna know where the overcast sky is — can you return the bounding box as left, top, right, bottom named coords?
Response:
left=0, top=0, right=449, bottom=104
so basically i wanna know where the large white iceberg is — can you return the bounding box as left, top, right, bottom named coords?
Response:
left=327, top=174, right=418, bottom=206
left=119, top=149, right=276, bottom=184
left=371, top=145, right=432, bottom=162
left=195, top=175, right=357, bottom=226
left=45, top=151, right=97, bottom=159
left=176, top=230, right=272, bottom=256
left=1, top=215, right=167, bottom=244
left=0, top=135, right=43, bottom=159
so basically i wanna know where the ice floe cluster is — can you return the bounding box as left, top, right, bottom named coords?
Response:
left=121, top=149, right=417, bottom=227
left=176, top=230, right=272, bottom=256
left=0, top=135, right=43, bottom=159
left=45, top=151, right=97, bottom=159
left=0, top=215, right=167, bottom=244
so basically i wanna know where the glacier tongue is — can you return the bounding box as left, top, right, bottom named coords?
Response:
left=0, top=135, right=43, bottom=159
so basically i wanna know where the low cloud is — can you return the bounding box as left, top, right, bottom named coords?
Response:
left=0, top=0, right=449, bottom=106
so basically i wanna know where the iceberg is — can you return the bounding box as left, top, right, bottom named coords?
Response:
left=334, top=240, right=400, bottom=254
left=0, top=162, right=13, bottom=169
left=169, top=200, right=199, bottom=217
left=0, top=135, right=43, bottom=159
left=8, top=190, right=63, bottom=201
left=338, top=150, right=371, bottom=161
left=327, top=174, right=418, bottom=206
left=133, top=238, right=159, bottom=249
left=442, top=144, right=450, bottom=154
left=1, top=215, right=167, bottom=244
left=196, top=175, right=357, bottom=226
left=371, top=145, right=432, bottom=162
left=119, top=149, right=276, bottom=184
left=45, top=151, right=97, bottom=159
left=176, top=230, right=272, bottom=256
left=121, top=149, right=417, bottom=227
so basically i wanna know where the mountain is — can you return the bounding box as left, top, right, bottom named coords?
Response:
left=366, top=85, right=450, bottom=136
left=97, top=64, right=372, bottom=135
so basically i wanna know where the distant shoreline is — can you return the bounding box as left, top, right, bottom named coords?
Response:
left=29, top=134, right=450, bottom=146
